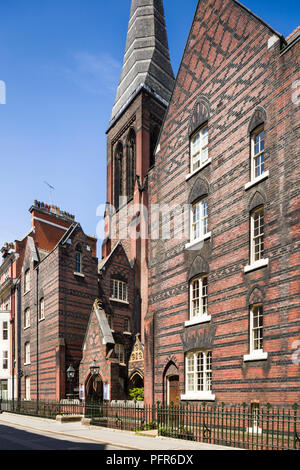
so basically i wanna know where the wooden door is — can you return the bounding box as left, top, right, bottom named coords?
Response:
left=168, top=376, right=179, bottom=406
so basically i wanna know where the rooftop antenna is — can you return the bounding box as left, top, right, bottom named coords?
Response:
left=44, top=181, right=55, bottom=205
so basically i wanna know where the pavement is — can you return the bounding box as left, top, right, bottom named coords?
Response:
left=0, top=412, right=239, bottom=451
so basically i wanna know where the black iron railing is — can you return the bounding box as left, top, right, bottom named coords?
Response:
left=1, top=399, right=299, bottom=450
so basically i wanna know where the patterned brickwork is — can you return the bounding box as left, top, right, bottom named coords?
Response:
left=19, top=225, right=98, bottom=400
left=146, top=0, right=300, bottom=406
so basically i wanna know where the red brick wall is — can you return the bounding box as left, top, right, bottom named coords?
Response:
left=19, top=226, right=98, bottom=400
left=147, top=0, right=300, bottom=406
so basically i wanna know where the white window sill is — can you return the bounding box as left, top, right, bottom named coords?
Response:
left=74, top=272, right=85, bottom=278
left=39, top=317, right=45, bottom=323
left=23, top=290, right=30, bottom=296
left=247, top=427, right=262, bottom=435
left=245, top=171, right=269, bottom=190
left=185, top=232, right=211, bottom=250
left=24, top=326, right=30, bottom=330
left=123, top=331, right=132, bottom=336
left=244, top=258, right=269, bottom=273
left=24, top=363, right=31, bottom=366
left=185, top=315, right=211, bottom=327
left=109, top=298, right=129, bottom=305
left=243, top=351, right=268, bottom=362
left=186, top=159, right=212, bottom=181
left=181, top=392, right=215, bottom=401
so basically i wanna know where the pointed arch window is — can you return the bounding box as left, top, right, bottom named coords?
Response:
left=150, top=125, right=160, bottom=168
left=126, top=130, right=136, bottom=198
left=245, top=107, right=269, bottom=190
left=114, top=142, right=123, bottom=210
left=251, top=126, right=265, bottom=180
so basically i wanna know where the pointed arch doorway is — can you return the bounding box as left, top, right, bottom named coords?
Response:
left=85, top=373, right=103, bottom=403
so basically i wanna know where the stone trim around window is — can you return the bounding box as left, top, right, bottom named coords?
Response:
left=245, top=170, right=269, bottom=190
left=181, top=392, right=215, bottom=401
left=244, top=258, right=269, bottom=273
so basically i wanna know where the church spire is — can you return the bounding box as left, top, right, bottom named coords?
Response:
left=110, top=0, right=175, bottom=126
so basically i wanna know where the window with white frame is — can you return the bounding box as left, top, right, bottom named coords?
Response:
left=25, top=376, right=31, bottom=400
left=190, top=275, right=208, bottom=320
left=191, top=197, right=208, bottom=242
left=2, top=351, right=8, bottom=369
left=24, top=308, right=30, bottom=328
left=251, top=127, right=264, bottom=180
left=190, top=125, right=208, bottom=173
left=39, top=298, right=45, bottom=321
left=25, top=342, right=30, bottom=365
left=115, top=343, right=125, bottom=365
left=250, top=304, right=264, bottom=354
left=110, top=279, right=128, bottom=302
left=251, top=206, right=265, bottom=263
left=2, top=321, right=8, bottom=340
left=24, top=269, right=30, bottom=293
left=185, top=350, right=212, bottom=394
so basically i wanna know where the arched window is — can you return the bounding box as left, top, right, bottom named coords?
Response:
left=114, top=142, right=123, bottom=210
left=39, top=298, right=45, bottom=321
left=150, top=125, right=160, bottom=168
left=188, top=97, right=211, bottom=174
left=75, top=244, right=82, bottom=274
left=251, top=126, right=265, bottom=180
left=246, top=106, right=268, bottom=187
left=126, top=130, right=136, bottom=198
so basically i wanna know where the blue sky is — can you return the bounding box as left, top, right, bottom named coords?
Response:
left=0, top=0, right=299, bottom=256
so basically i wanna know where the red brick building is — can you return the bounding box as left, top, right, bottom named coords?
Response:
left=15, top=201, right=98, bottom=401
left=83, top=0, right=300, bottom=407
left=79, top=0, right=175, bottom=400
left=145, top=0, right=300, bottom=407
left=79, top=243, right=138, bottom=401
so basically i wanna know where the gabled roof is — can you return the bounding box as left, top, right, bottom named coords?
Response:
left=98, top=241, right=132, bottom=272
left=82, top=300, right=115, bottom=350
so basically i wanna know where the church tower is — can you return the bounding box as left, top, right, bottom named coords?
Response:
left=101, top=0, right=174, bottom=403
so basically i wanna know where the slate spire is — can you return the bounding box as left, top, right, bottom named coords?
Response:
left=110, top=0, right=175, bottom=126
